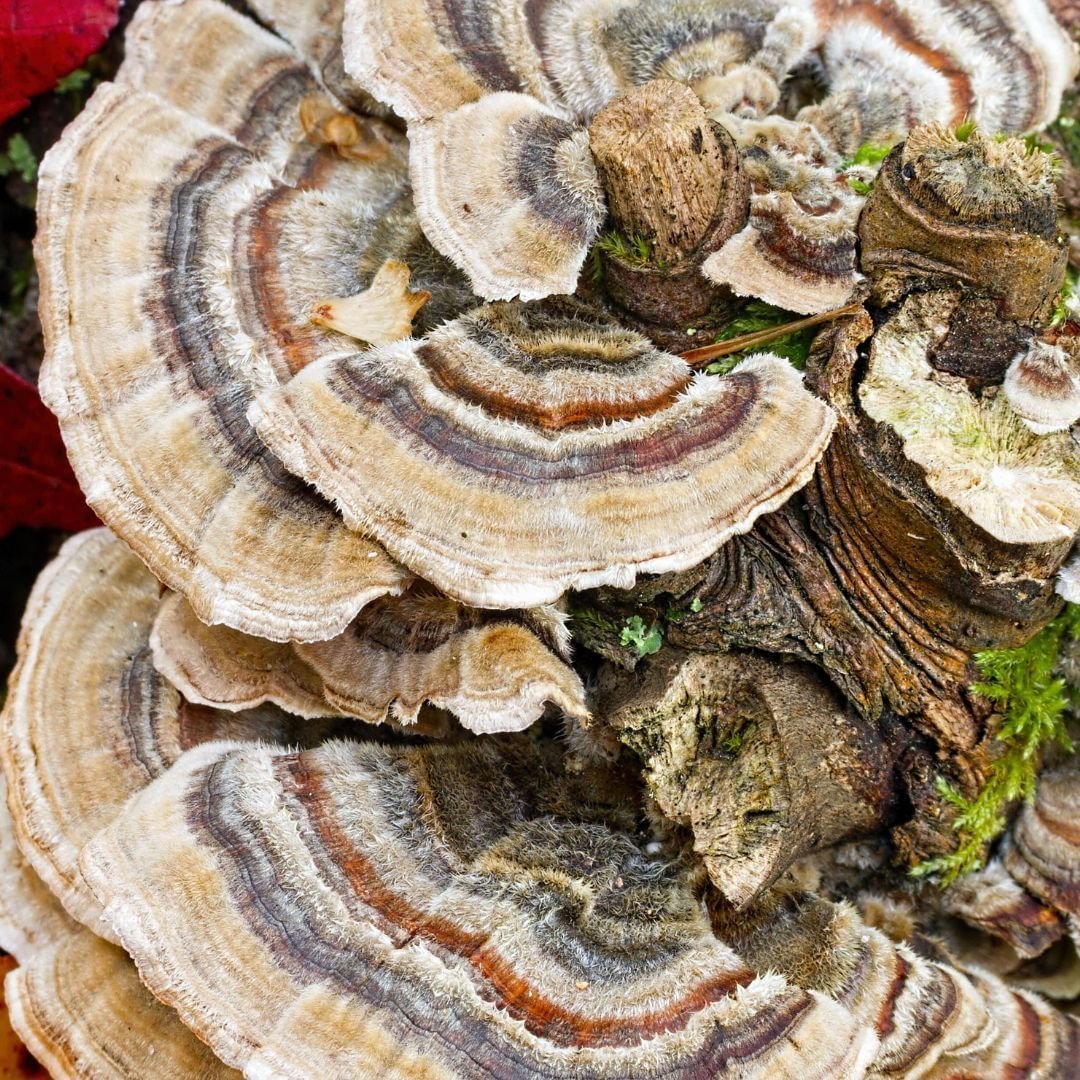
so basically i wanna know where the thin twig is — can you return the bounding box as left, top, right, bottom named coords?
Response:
left=680, top=302, right=864, bottom=369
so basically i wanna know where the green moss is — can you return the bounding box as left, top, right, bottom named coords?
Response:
left=954, top=118, right=978, bottom=143
left=568, top=605, right=621, bottom=639
left=912, top=604, right=1080, bottom=885
left=594, top=229, right=664, bottom=269
left=847, top=176, right=874, bottom=196
left=705, top=300, right=815, bottom=375
left=1050, top=265, right=1078, bottom=328
left=619, top=615, right=663, bottom=657
left=846, top=142, right=894, bottom=168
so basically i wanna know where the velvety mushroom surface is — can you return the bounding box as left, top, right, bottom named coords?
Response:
left=341, top=0, right=1074, bottom=307
left=152, top=587, right=588, bottom=733
left=252, top=301, right=835, bottom=607
left=0, top=529, right=351, bottom=934
left=0, top=783, right=238, bottom=1080
left=35, top=0, right=419, bottom=642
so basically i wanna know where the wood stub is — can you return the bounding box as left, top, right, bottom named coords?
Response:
left=587, top=79, right=749, bottom=324
left=596, top=649, right=901, bottom=908
left=859, top=137, right=1067, bottom=326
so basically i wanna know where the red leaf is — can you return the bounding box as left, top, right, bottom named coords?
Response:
left=0, top=365, right=97, bottom=536
left=0, top=0, right=120, bottom=124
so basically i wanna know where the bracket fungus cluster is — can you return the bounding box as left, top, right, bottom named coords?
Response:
left=6, top=0, right=1080, bottom=1075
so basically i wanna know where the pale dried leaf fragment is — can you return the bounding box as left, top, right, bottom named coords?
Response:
left=299, top=95, right=389, bottom=162
left=310, top=259, right=431, bottom=346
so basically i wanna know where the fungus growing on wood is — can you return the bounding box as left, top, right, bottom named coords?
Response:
left=78, top=736, right=873, bottom=1078
left=859, top=292, right=1080, bottom=546
left=11, top=0, right=1080, bottom=1072
left=0, top=529, right=348, bottom=934
left=251, top=300, right=835, bottom=608
left=35, top=0, right=418, bottom=642
left=0, top=784, right=238, bottom=1080
left=152, top=587, right=588, bottom=734
left=1004, top=339, right=1080, bottom=434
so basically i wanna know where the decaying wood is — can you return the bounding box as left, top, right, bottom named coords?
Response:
left=578, top=123, right=1078, bottom=884
left=594, top=650, right=903, bottom=907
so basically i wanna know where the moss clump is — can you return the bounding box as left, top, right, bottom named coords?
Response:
left=913, top=603, right=1080, bottom=885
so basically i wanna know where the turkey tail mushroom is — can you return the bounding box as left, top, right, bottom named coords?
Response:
left=250, top=299, right=835, bottom=608
left=152, top=587, right=588, bottom=734
left=79, top=736, right=879, bottom=1079
left=35, top=0, right=420, bottom=642
left=0, top=529, right=351, bottom=935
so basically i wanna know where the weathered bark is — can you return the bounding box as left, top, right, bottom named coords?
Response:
left=576, top=129, right=1079, bottom=887
left=586, top=79, right=748, bottom=333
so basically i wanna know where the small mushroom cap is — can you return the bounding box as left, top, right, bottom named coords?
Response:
left=153, top=587, right=588, bottom=734
left=80, top=736, right=878, bottom=1078
left=859, top=291, right=1080, bottom=545
left=1057, top=550, right=1080, bottom=604
left=1004, top=766, right=1080, bottom=920
left=36, top=0, right=418, bottom=641
left=1004, top=340, right=1080, bottom=435
left=0, top=528, right=349, bottom=935
left=251, top=300, right=836, bottom=608
left=942, top=859, right=1067, bottom=960
left=409, top=93, right=605, bottom=301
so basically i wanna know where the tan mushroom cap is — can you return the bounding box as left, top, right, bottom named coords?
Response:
left=81, top=736, right=879, bottom=1078
left=1004, top=340, right=1080, bottom=435
left=0, top=528, right=349, bottom=935
left=1004, top=766, right=1080, bottom=923
left=252, top=300, right=835, bottom=608
left=859, top=292, right=1080, bottom=545
left=409, top=94, right=605, bottom=301
left=7, top=930, right=240, bottom=1080
left=342, top=0, right=555, bottom=122
left=36, top=0, right=419, bottom=642
left=942, top=859, right=1066, bottom=960
left=0, top=783, right=238, bottom=1080
left=153, top=588, right=588, bottom=734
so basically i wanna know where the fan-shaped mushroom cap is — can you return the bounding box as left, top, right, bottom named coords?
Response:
left=6, top=930, right=240, bottom=1080
left=1058, top=551, right=1080, bottom=603
left=0, top=774, right=239, bottom=1079
left=859, top=291, right=1080, bottom=545
left=152, top=588, right=588, bottom=734
left=942, top=859, right=1066, bottom=960
left=35, top=0, right=428, bottom=642
left=0, top=528, right=348, bottom=935
left=1004, top=766, right=1080, bottom=922
left=80, top=736, right=878, bottom=1078
left=343, top=0, right=555, bottom=121
left=409, top=93, right=605, bottom=301
left=1004, top=339, right=1080, bottom=435
left=251, top=300, right=836, bottom=608
left=709, top=888, right=1059, bottom=1078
